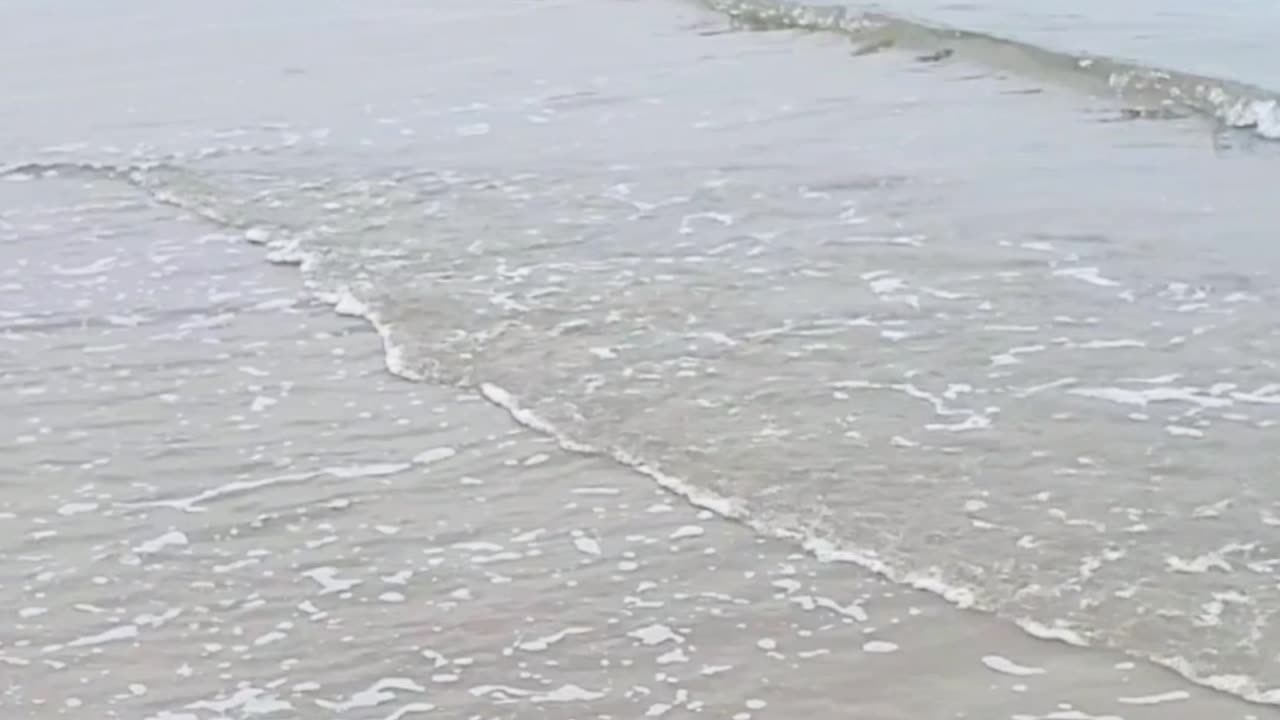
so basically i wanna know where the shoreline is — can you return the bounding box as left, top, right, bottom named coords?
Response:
left=4, top=0, right=1279, bottom=715
left=0, top=168, right=1265, bottom=719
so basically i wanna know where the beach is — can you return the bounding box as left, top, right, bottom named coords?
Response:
left=3, top=1, right=1280, bottom=718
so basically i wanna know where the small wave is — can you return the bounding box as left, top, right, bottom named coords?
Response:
left=0, top=159, right=156, bottom=183
left=698, top=0, right=1280, bottom=139
left=306, top=273, right=1274, bottom=705
left=299, top=253, right=1280, bottom=707
left=467, top=371, right=1280, bottom=707
left=9, top=98, right=1279, bottom=711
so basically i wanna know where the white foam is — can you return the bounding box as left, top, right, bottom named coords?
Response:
left=302, top=567, right=363, bottom=594
left=1232, top=385, right=1280, bottom=405
left=982, top=655, right=1046, bottom=676
left=470, top=685, right=532, bottom=702
left=249, top=396, right=277, bottom=413
left=130, top=462, right=411, bottom=512
left=413, top=447, right=457, bottom=465
left=571, top=487, right=621, bottom=496
left=1075, top=338, right=1145, bottom=350
left=1165, top=552, right=1232, bottom=574
left=477, top=384, right=591, bottom=450
left=453, top=541, right=502, bottom=552
left=326, top=462, right=412, bottom=479
left=421, top=649, right=448, bottom=668
left=1069, top=386, right=1231, bottom=409
left=533, top=684, right=605, bottom=703
left=573, top=535, right=602, bottom=556
left=814, top=596, right=868, bottom=622
left=253, top=631, right=286, bottom=647
left=523, top=453, right=550, bottom=466
left=1052, top=266, right=1120, bottom=288
left=244, top=227, right=272, bottom=244
left=57, top=502, right=99, bottom=516
left=1118, top=690, right=1190, bottom=705
left=628, top=624, right=683, bottom=646
left=331, top=288, right=369, bottom=317
left=862, top=640, right=899, bottom=653
left=1016, top=619, right=1089, bottom=647
left=317, top=678, right=425, bottom=712
left=669, top=525, right=704, bottom=540
left=1013, top=707, right=1116, bottom=712
left=1152, top=655, right=1280, bottom=704
left=67, top=624, right=138, bottom=648
left=925, top=414, right=992, bottom=432
left=134, top=530, right=189, bottom=555
left=52, top=256, right=117, bottom=277
left=384, top=703, right=437, bottom=720
left=678, top=211, right=734, bottom=235
left=657, top=648, right=690, bottom=664
left=516, top=627, right=591, bottom=652
left=1016, top=377, right=1078, bottom=398
left=456, top=123, right=491, bottom=137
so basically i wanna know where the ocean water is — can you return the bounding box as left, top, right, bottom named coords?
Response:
left=858, top=0, right=1280, bottom=91
left=707, top=0, right=1280, bottom=135
left=4, top=0, right=1280, bottom=717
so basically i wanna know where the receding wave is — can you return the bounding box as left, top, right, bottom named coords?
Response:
left=6, top=80, right=1280, bottom=705
left=11, top=155, right=1275, bottom=706
left=698, top=0, right=1280, bottom=138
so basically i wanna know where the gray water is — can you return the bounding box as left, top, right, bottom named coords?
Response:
left=862, top=0, right=1280, bottom=91
left=4, top=0, right=1280, bottom=717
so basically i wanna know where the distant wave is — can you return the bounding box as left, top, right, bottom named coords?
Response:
left=697, top=0, right=1280, bottom=138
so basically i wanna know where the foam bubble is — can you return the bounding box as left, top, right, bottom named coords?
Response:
left=669, top=525, right=705, bottom=540
left=982, top=655, right=1046, bottom=676
left=244, top=227, right=271, bottom=244
left=456, top=123, right=491, bottom=137
left=302, top=567, right=362, bottom=594
left=657, top=648, right=690, bottom=664
left=628, top=624, right=683, bottom=646
left=516, top=627, right=592, bottom=652
left=1118, top=690, right=1190, bottom=705
left=413, top=447, right=457, bottom=465
left=316, top=678, right=425, bottom=712
left=67, top=624, right=139, bottom=648
left=862, top=640, right=899, bottom=653
left=1052, top=266, right=1120, bottom=288
left=533, top=684, right=605, bottom=703
left=134, top=530, right=189, bottom=555
left=572, top=534, right=602, bottom=556
left=57, top=502, right=99, bottom=516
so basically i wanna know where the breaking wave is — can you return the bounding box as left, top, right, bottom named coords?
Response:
left=699, top=0, right=1280, bottom=138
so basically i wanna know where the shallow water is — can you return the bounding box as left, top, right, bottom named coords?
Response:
left=4, top=0, right=1280, bottom=716
left=0, top=161, right=1263, bottom=720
